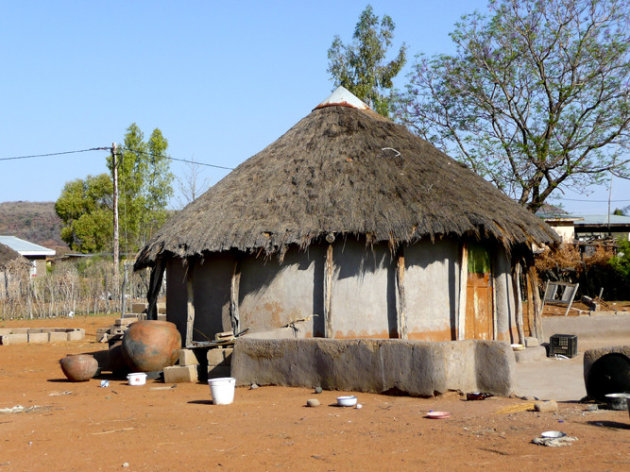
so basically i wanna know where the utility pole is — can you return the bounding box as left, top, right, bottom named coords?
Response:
left=112, top=143, right=120, bottom=314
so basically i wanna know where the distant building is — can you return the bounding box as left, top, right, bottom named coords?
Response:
left=536, top=205, right=583, bottom=243
left=573, top=214, right=630, bottom=242
left=0, top=236, right=56, bottom=276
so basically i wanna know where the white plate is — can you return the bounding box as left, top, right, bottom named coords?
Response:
left=541, top=430, right=566, bottom=439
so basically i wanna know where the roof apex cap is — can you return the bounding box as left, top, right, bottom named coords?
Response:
left=315, top=86, right=370, bottom=110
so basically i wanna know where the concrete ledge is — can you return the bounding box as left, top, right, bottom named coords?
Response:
left=543, top=314, right=630, bottom=340
left=231, top=338, right=515, bottom=397
left=583, top=345, right=630, bottom=383
left=514, top=346, right=547, bottom=363
left=0, top=327, right=84, bottom=344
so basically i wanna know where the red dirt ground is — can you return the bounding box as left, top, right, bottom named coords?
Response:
left=1, top=315, right=629, bottom=471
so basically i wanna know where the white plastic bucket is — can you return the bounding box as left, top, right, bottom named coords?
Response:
left=127, top=372, right=147, bottom=386
left=208, top=377, right=236, bottom=405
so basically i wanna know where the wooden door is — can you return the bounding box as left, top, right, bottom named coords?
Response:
left=465, top=244, right=493, bottom=340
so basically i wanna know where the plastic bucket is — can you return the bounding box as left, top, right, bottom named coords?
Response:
left=127, top=372, right=147, bottom=386
left=208, top=377, right=236, bottom=405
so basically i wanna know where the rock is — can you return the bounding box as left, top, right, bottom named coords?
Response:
left=314, top=386, right=323, bottom=394
left=306, top=398, right=320, bottom=407
left=524, top=337, right=539, bottom=347
left=250, top=383, right=259, bottom=390
left=534, top=400, right=558, bottom=413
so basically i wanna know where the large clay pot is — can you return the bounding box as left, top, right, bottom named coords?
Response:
left=59, top=354, right=99, bottom=381
left=122, top=320, right=181, bottom=372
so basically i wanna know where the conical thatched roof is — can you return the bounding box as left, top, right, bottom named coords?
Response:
left=135, top=87, right=558, bottom=269
left=0, top=243, right=27, bottom=269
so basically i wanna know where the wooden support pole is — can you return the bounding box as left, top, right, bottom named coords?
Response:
left=395, top=252, right=408, bottom=339
left=457, top=243, right=468, bottom=340
left=323, top=244, right=334, bottom=338
left=525, top=270, right=535, bottom=337
left=185, top=263, right=195, bottom=348
left=512, top=261, right=525, bottom=345
left=230, top=260, right=241, bottom=334
left=529, top=266, right=544, bottom=342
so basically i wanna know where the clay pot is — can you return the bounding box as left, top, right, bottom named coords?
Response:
left=59, top=354, right=99, bottom=382
left=122, top=320, right=181, bottom=372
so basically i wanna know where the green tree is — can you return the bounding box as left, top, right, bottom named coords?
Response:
left=56, top=123, right=174, bottom=254
left=55, top=174, right=113, bottom=253
left=400, top=0, right=630, bottom=212
left=107, top=123, right=174, bottom=253
left=328, top=4, right=407, bottom=117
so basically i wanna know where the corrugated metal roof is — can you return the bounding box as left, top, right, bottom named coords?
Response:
left=571, top=214, right=630, bottom=225
left=0, top=236, right=56, bottom=257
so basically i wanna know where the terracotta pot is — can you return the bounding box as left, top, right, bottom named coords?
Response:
left=122, top=320, right=181, bottom=372
left=59, top=354, right=99, bottom=382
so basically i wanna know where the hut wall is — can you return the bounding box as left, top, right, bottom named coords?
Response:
left=404, top=240, right=460, bottom=341
left=166, top=256, right=233, bottom=342
left=329, top=240, right=394, bottom=338
left=493, top=247, right=516, bottom=342
left=192, top=255, right=233, bottom=340
left=165, top=258, right=188, bottom=339
left=238, top=246, right=323, bottom=336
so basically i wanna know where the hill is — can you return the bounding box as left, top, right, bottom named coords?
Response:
left=0, top=201, right=69, bottom=252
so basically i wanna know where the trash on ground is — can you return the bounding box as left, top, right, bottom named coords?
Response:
left=337, top=395, right=357, bottom=407
left=466, top=392, right=492, bottom=401
left=149, top=385, right=177, bottom=391
left=425, top=410, right=451, bottom=419
left=532, top=433, right=577, bottom=447
left=0, top=405, right=48, bottom=414
left=99, top=380, right=110, bottom=388
left=48, top=391, right=72, bottom=397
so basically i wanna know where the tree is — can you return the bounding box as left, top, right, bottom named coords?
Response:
left=400, top=0, right=630, bottom=212
left=328, top=4, right=407, bottom=117
left=107, top=123, right=174, bottom=253
left=55, top=174, right=113, bottom=253
left=56, top=123, right=174, bottom=254
left=175, top=158, right=210, bottom=209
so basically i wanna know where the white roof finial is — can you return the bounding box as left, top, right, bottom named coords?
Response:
left=315, top=86, right=370, bottom=110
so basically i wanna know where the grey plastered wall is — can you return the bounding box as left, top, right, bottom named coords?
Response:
left=493, top=246, right=516, bottom=342
left=231, top=338, right=515, bottom=396
left=329, top=240, right=394, bottom=338
left=404, top=240, right=459, bottom=340
left=166, top=258, right=188, bottom=339
left=238, top=246, right=323, bottom=336
left=192, top=254, right=233, bottom=341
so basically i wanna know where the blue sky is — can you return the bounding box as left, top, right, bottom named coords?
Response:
left=1, top=0, right=628, bottom=214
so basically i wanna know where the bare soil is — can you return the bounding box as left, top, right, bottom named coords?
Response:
left=1, top=315, right=630, bottom=472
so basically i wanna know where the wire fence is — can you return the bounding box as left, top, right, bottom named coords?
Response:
left=0, top=258, right=154, bottom=320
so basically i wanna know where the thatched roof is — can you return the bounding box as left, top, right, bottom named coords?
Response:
left=135, top=87, right=558, bottom=269
left=0, top=243, right=27, bottom=269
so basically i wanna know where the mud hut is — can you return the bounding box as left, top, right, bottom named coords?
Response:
left=135, top=87, right=558, bottom=347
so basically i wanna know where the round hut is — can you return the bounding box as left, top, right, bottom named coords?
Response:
left=135, top=87, right=558, bottom=347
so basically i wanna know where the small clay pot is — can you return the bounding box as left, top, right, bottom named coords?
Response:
left=122, top=320, right=181, bottom=372
left=59, top=354, right=99, bottom=381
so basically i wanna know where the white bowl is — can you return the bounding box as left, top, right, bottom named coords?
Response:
left=127, top=372, right=147, bottom=386
left=337, top=395, right=357, bottom=407
left=541, top=430, right=566, bottom=439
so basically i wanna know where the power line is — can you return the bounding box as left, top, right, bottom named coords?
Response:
left=0, top=146, right=235, bottom=171
left=0, top=147, right=110, bottom=161
left=558, top=197, right=630, bottom=203
left=119, top=146, right=234, bottom=170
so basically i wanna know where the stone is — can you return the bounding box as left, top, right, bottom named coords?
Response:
left=524, top=337, right=539, bottom=347
left=28, top=332, right=49, bottom=344
left=49, top=331, right=69, bottom=343
left=177, top=349, right=199, bottom=366
left=163, top=365, right=198, bottom=383
left=67, top=329, right=85, bottom=341
left=534, top=400, right=558, bottom=413
left=314, top=386, right=323, bottom=394
left=207, top=347, right=233, bottom=367
left=306, top=398, right=320, bottom=407
left=0, top=333, right=28, bottom=345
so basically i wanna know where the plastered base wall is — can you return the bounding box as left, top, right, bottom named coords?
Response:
left=232, top=338, right=515, bottom=397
